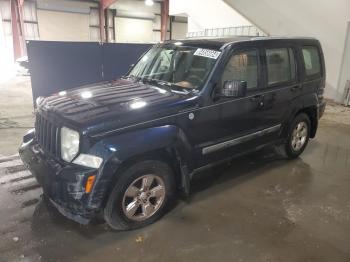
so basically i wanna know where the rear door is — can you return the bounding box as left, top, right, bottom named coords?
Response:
left=188, top=41, right=301, bottom=167
left=259, top=42, right=300, bottom=133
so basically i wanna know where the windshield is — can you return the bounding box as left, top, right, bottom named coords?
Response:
left=128, top=45, right=221, bottom=91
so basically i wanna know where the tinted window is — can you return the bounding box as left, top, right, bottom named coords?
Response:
left=221, top=50, right=258, bottom=90
left=302, top=46, right=321, bottom=77
left=266, top=48, right=296, bottom=85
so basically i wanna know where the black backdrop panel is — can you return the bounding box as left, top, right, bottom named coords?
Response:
left=102, top=43, right=151, bottom=81
left=27, top=41, right=152, bottom=101
left=28, top=41, right=103, bottom=100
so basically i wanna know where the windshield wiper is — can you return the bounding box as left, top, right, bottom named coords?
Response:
left=140, top=77, right=172, bottom=89
left=138, top=77, right=194, bottom=94
left=140, top=77, right=167, bottom=85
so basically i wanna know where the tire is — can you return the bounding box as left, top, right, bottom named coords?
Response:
left=104, top=160, right=175, bottom=230
left=283, top=113, right=311, bottom=159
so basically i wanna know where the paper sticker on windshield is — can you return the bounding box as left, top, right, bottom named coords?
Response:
left=194, top=48, right=221, bottom=59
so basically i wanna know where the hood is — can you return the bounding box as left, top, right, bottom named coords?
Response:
left=38, top=79, right=198, bottom=133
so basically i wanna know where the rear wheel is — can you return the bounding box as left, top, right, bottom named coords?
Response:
left=283, top=113, right=311, bottom=159
left=104, top=160, right=175, bottom=230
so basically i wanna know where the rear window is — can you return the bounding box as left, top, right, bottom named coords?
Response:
left=266, top=48, right=296, bottom=85
left=302, top=46, right=321, bottom=77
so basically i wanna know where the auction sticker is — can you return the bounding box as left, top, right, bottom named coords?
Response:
left=194, top=48, right=221, bottom=59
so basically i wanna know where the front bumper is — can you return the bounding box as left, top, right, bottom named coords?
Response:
left=19, top=137, right=100, bottom=225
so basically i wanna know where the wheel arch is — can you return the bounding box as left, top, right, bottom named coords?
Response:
left=95, top=125, right=194, bottom=208
left=283, top=93, right=319, bottom=139
left=294, top=106, right=318, bottom=138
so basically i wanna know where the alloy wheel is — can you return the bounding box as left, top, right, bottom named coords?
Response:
left=122, top=174, right=165, bottom=221
left=291, top=121, right=308, bottom=151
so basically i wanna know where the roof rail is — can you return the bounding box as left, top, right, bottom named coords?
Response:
left=186, top=25, right=268, bottom=38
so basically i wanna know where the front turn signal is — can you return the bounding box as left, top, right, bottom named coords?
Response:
left=85, top=175, right=96, bottom=193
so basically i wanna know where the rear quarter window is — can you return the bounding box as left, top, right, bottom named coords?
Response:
left=302, top=46, right=321, bottom=77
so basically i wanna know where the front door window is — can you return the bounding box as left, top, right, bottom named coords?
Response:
left=221, top=50, right=258, bottom=90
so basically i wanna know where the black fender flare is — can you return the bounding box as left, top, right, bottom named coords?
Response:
left=282, top=93, right=319, bottom=139
left=88, top=125, right=194, bottom=207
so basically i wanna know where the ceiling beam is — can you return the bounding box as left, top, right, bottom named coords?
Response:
left=100, top=0, right=117, bottom=9
left=10, top=0, right=26, bottom=59
left=160, top=0, right=169, bottom=41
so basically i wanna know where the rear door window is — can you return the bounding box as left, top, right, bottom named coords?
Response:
left=266, top=48, right=296, bottom=86
left=302, top=46, right=321, bottom=77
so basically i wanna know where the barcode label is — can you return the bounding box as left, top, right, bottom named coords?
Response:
left=194, top=48, right=221, bottom=59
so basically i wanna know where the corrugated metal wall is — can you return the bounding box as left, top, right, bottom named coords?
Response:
left=89, top=8, right=115, bottom=42
left=0, top=0, right=38, bottom=60
left=0, top=0, right=13, bottom=55
left=23, top=1, right=39, bottom=40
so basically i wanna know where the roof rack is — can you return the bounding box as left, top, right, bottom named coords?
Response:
left=186, top=25, right=268, bottom=39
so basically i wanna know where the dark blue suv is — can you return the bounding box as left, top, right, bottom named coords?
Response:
left=19, top=37, right=326, bottom=230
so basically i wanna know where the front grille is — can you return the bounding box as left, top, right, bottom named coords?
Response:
left=35, top=113, right=60, bottom=157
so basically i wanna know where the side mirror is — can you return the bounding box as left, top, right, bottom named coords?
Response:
left=220, top=80, right=247, bottom=98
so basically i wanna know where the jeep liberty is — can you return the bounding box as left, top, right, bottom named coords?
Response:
left=19, top=37, right=326, bottom=230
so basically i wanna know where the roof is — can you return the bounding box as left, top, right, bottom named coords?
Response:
left=164, top=37, right=250, bottom=50
left=164, top=36, right=318, bottom=50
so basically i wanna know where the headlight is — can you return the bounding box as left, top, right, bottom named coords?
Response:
left=73, top=154, right=103, bottom=169
left=61, top=127, right=80, bottom=162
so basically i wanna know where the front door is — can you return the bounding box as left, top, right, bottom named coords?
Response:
left=195, top=47, right=277, bottom=166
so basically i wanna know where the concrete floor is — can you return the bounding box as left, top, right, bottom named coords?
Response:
left=1, top=77, right=350, bottom=261
left=0, top=76, right=35, bottom=156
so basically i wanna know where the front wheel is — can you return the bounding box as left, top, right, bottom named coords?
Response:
left=283, top=113, right=311, bottom=159
left=104, top=160, right=175, bottom=230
